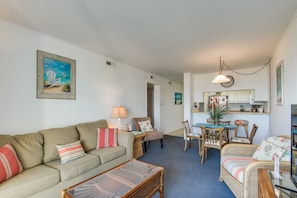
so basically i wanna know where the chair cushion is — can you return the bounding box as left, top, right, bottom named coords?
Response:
left=97, top=128, right=118, bottom=148
left=231, top=137, right=251, bottom=144
left=139, top=120, right=154, bottom=132
left=252, top=140, right=286, bottom=160
left=0, top=144, right=23, bottom=183
left=143, top=131, right=163, bottom=141
left=221, top=155, right=256, bottom=183
left=56, top=140, right=86, bottom=164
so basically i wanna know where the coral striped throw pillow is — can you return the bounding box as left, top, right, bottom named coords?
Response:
left=56, top=141, right=86, bottom=164
left=97, top=128, right=118, bottom=148
left=0, top=143, right=23, bottom=183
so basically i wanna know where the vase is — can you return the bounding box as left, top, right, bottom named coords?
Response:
left=213, top=118, right=220, bottom=125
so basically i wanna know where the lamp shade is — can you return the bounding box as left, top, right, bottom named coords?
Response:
left=111, top=106, right=128, bottom=118
left=212, top=74, right=231, bottom=83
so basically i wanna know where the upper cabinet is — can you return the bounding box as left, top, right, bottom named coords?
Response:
left=203, top=89, right=255, bottom=104
left=229, top=90, right=253, bottom=103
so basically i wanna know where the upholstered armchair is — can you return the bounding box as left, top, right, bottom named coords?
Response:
left=132, top=117, right=163, bottom=152
left=220, top=136, right=290, bottom=198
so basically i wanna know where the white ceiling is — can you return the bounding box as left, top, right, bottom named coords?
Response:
left=1, top=0, right=297, bottom=83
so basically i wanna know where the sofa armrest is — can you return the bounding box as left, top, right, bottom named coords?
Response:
left=243, top=161, right=290, bottom=198
left=221, top=143, right=259, bottom=157
left=118, top=132, right=134, bottom=160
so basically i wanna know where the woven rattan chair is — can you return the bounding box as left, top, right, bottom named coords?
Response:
left=200, top=126, right=227, bottom=164
left=231, top=124, right=258, bottom=144
left=182, top=120, right=202, bottom=155
left=220, top=141, right=290, bottom=198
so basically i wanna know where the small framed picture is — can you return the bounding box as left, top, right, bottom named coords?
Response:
left=174, top=92, right=182, bottom=105
left=275, top=60, right=284, bottom=105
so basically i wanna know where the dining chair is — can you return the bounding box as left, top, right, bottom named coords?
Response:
left=182, top=120, right=202, bottom=155
left=234, top=119, right=249, bottom=138
left=200, top=126, right=227, bottom=164
left=230, top=124, right=258, bottom=144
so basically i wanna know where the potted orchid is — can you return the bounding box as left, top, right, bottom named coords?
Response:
left=208, top=97, right=227, bottom=124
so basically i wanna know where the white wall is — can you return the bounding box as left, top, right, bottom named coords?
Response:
left=270, top=12, right=297, bottom=136
left=0, top=20, right=183, bottom=135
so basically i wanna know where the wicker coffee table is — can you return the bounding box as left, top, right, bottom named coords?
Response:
left=62, top=159, right=164, bottom=198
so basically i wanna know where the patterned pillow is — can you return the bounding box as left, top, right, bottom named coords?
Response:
left=97, top=128, right=118, bottom=148
left=138, top=120, right=154, bottom=132
left=56, top=141, right=86, bottom=164
left=0, top=143, right=23, bottom=183
left=267, top=136, right=291, bottom=161
left=252, top=140, right=286, bottom=161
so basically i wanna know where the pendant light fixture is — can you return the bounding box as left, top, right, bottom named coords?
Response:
left=211, top=57, right=231, bottom=83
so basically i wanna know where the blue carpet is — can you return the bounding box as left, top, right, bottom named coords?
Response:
left=138, top=135, right=235, bottom=198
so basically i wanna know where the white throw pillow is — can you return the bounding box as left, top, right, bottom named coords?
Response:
left=266, top=136, right=291, bottom=161
left=252, top=140, right=286, bottom=161
left=138, top=120, right=154, bottom=132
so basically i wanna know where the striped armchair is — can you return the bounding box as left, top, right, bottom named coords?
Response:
left=220, top=142, right=290, bottom=198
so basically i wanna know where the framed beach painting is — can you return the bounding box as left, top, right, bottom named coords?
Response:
left=37, top=50, right=76, bottom=99
left=174, top=92, right=182, bottom=105
left=275, top=60, right=284, bottom=105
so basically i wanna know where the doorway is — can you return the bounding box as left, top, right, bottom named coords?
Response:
left=146, top=82, right=161, bottom=130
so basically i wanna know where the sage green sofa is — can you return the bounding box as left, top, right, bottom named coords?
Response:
left=0, top=119, right=134, bottom=198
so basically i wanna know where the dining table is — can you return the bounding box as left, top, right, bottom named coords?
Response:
left=193, top=122, right=237, bottom=143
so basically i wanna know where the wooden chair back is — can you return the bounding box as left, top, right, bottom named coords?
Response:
left=182, top=120, right=191, bottom=136
left=201, top=127, right=227, bottom=150
left=234, top=119, right=249, bottom=138
left=249, top=124, right=258, bottom=144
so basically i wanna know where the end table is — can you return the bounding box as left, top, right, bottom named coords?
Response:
left=131, top=131, right=145, bottom=158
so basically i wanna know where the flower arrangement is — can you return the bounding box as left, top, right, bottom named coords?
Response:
left=208, top=97, right=227, bottom=123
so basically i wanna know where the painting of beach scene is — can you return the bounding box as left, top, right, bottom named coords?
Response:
left=276, top=60, right=283, bottom=105
left=37, top=50, right=76, bottom=99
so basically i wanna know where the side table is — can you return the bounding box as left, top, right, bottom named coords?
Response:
left=258, top=168, right=297, bottom=198
left=131, top=131, right=145, bottom=158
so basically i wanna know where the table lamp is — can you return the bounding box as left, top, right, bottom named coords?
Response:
left=111, top=105, right=128, bottom=130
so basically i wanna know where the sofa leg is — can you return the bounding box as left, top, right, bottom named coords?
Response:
left=160, top=139, right=163, bottom=148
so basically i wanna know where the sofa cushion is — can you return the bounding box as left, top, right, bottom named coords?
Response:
left=89, top=146, right=126, bottom=164
left=76, top=119, right=108, bottom=152
left=0, top=165, right=60, bottom=198
left=97, top=128, right=118, bottom=148
left=0, top=144, right=23, bottom=183
left=45, top=154, right=100, bottom=181
left=39, top=125, right=79, bottom=163
left=13, top=133, right=44, bottom=169
left=252, top=140, right=286, bottom=161
left=221, top=155, right=256, bottom=183
left=0, top=135, right=16, bottom=147
left=56, top=140, right=86, bottom=164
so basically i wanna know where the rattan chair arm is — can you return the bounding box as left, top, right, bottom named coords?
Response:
left=221, top=143, right=259, bottom=156
left=243, top=161, right=290, bottom=198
